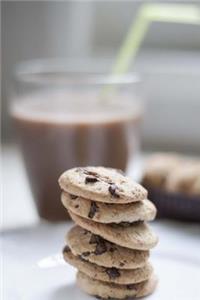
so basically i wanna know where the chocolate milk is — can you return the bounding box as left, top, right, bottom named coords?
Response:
left=12, top=91, right=142, bottom=221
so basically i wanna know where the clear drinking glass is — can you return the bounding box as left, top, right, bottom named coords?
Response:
left=10, top=60, right=144, bottom=221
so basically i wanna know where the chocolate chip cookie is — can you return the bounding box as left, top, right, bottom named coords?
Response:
left=68, top=211, right=158, bottom=250
left=67, top=226, right=149, bottom=269
left=61, top=192, right=156, bottom=223
left=59, top=167, right=147, bottom=204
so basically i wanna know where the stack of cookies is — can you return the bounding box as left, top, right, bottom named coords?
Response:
left=59, top=167, right=158, bottom=299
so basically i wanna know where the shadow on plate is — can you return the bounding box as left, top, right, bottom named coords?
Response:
left=49, top=283, right=92, bottom=300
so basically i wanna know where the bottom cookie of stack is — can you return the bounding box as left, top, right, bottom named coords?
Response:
left=77, top=271, right=158, bottom=299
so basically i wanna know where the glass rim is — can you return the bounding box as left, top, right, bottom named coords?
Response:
left=14, top=59, right=141, bottom=86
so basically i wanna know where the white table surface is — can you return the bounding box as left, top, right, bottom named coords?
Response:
left=1, top=145, right=200, bottom=300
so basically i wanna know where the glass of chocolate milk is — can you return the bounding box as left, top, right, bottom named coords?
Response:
left=10, top=60, right=144, bottom=221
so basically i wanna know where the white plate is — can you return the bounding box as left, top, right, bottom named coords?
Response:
left=2, top=221, right=200, bottom=300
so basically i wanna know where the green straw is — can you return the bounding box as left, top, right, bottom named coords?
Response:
left=111, top=3, right=200, bottom=77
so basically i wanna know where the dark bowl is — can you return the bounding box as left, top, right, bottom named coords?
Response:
left=143, top=186, right=200, bottom=222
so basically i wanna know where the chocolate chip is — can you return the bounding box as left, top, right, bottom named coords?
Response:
left=105, top=267, right=120, bottom=279
left=88, top=202, right=99, bottom=219
left=126, top=284, right=136, bottom=290
left=89, top=234, right=99, bottom=244
left=69, top=194, right=78, bottom=199
left=82, top=251, right=90, bottom=257
left=94, top=240, right=107, bottom=255
left=75, top=204, right=79, bottom=208
left=89, top=234, right=103, bottom=244
left=88, top=234, right=107, bottom=255
left=108, top=184, right=120, bottom=198
left=63, top=245, right=70, bottom=253
left=119, top=262, right=125, bottom=267
left=105, top=241, right=116, bottom=253
left=85, top=176, right=99, bottom=184
left=108, top=245, right=116, bottom=253
left=83, top=229, right=88, bottom=235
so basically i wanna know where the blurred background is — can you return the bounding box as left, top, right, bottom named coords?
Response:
left=2, top=0, right=200, bottom=152
left=2, top=2, right=200, bottom=300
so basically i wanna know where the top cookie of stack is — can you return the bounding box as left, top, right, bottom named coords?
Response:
left=59, top=166, right=148, bottom=204
left=59, top=167, right=158, bottom=299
